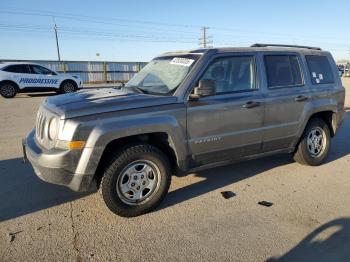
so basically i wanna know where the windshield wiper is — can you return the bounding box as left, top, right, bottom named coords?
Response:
left=124, top=85, right=148, bottom=94
left=113, top=82, right=125, bottom=89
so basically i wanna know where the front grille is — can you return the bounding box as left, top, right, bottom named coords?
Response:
left=36, top=112, right=45, bottom=140
left=35, top=106, right=57, bottom=149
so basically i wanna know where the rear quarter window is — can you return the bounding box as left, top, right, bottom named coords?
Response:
left=305, top=55, right=334, bottom=85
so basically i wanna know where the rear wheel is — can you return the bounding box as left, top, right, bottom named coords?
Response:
left=294, top=118, right=331, bottom=166
left=100, top=144, right=171, bottom=217
left=0, top=82, right=17, bottom=98
left=60, top=81, right=77, bottom=94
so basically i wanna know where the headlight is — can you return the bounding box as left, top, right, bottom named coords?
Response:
left=54, top=119, right=86, bottom=150
left=48, top=118, right=59, bottom=140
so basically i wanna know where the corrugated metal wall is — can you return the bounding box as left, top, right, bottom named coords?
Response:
left=0, top=60, right=147, bottom=83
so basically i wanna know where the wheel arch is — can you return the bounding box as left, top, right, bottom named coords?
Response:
left=292, top=109, right=337, bottom=149
left=0, top=80, right=20, bottom=90
left=308, top=111, right=335, bottom=137
left=93, top=132, right=181, bottom=189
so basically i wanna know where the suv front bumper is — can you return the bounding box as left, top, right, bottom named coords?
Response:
left=23, top=129, right=94, bottom=191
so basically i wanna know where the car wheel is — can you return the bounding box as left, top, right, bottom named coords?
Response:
left=60, top=81, right=76, bottom=94
left=294, top=118, right=331, bottom=166
left=100, top=144, right=171, bottom=217
left=0, top=82, right=17, bottom=98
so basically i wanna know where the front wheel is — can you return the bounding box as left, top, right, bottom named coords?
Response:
left=60, top=81, right=77, bottom=94
left=100, top=144, right=171, bottom=217
left=293, top=118, right=331, bottom=166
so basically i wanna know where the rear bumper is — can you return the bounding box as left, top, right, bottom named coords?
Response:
left=23, top=129, right=94, bottom=191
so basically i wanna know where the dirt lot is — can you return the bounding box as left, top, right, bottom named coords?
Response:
left=1, top=79, right=350, bottom=262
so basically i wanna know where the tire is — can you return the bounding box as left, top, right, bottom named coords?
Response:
left=293, top=118, right=331, bottom=166
left=100, top=144, right=171, bottom=217
left=60, top=80, right=77, bottom=94
left=0, top=82, right=18, bottom=98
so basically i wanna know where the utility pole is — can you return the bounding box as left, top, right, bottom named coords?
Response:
left=53, top=18, right=61, bottom=61
left=199, top=26, right=213, bottom=48
left=347, top=47, right=350, bottom=76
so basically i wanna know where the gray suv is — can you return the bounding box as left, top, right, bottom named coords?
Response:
left=23, top=44, right=345, bottom=217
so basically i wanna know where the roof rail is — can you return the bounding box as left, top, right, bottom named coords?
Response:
left=251, top=43, right=322, bottom=51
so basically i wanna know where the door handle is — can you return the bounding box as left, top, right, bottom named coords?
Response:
left=295, top=95, right=309, bottom=102
left=243, top=101, right=260, bottom=109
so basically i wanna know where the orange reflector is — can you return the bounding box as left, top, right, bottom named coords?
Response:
left=68, top=141, right=86, bottom=149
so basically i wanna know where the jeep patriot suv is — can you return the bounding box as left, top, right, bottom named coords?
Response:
left=23, top=44, right=345, bottom=217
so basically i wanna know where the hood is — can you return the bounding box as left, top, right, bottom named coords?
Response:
left=44, top=88, right=178, bottom=119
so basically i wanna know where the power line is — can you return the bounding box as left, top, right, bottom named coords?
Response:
left=0, top=27, right=198, bottom=44
left=1, top=6, right=350, bottom=46
left=0, top=22, right=199, bottom=41
left=1, top=23, right=349, bottom=52
left=0, top=10, right=201, bottom=35
left=0, top=7, right=349, bottom=57
left=0, top=6, right=202, bottom=28
left=1, top=8, right=349, bottom=48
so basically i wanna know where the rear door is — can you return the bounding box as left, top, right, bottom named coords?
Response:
left=261, top=52, right=311, bottom=151
left=186, top=53, right=265, bottom=165
left=2, top=64, right=32, bottom=89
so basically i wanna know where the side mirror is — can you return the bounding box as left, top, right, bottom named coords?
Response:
left=189, top=79, right=216, bottom=100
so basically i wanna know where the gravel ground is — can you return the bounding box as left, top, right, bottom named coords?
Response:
left=0, top=78, right=350, bottom=262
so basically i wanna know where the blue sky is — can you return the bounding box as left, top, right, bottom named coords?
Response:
left=0, top=0, right=349, bottom=61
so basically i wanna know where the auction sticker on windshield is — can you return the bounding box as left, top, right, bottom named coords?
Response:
left=170, top=57, right=195, bottom=67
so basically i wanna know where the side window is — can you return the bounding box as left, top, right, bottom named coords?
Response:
left=264, top=55, right=303, bottom=88
left=3, top=65, right=30, bottom=73
left=305, top=55, right=334, bottom=85
left=30, top=65, right=54, bottom=75
left=199, top=56, right=256, bottom=94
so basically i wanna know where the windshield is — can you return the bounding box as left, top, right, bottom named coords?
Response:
left=125, top=55, right=199, bottom=95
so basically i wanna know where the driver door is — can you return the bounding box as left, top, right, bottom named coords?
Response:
left=186, top=54, right=265, bottom=165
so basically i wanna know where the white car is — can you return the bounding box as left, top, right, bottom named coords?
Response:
left=0, top=62, right=82, bottom=98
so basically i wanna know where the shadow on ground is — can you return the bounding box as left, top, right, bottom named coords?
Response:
left=267, top=217, right=350, bottom=262
left=325, top=111, right=350, bottom=162
left=160, top=112, right=350, bottom=211
left=0, top=158, right=90, bottom=222
left=1, top=113, right=349, bottom=221
left=160, top=154, right=292, bottom=211
left=16, top=92, right=57, bottom=98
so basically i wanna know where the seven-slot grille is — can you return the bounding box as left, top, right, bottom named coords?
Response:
left=36, top=111, right=46, bottom=141
left=35, top=106, right=56, bottom=149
